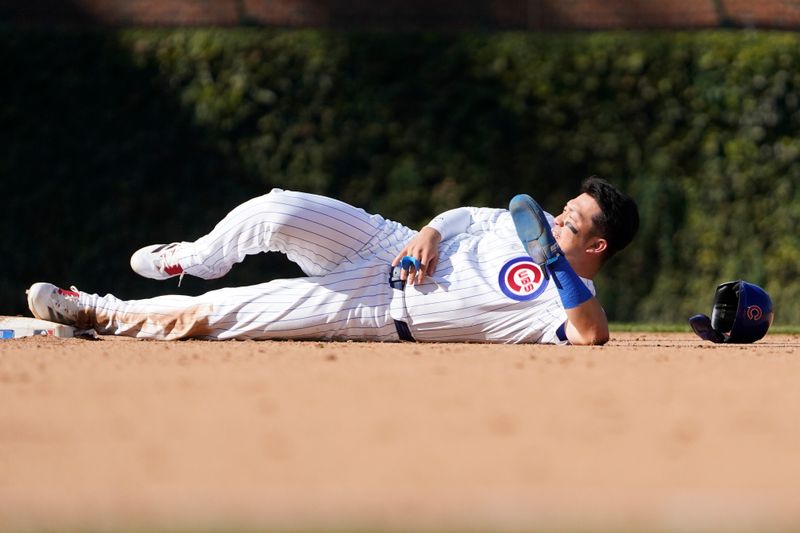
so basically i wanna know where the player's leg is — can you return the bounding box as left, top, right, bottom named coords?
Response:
left=28, top=261, right=400, bottom=341
left=132, top=189, right=407, bottom=280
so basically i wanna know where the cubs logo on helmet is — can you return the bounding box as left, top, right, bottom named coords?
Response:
left=746, top=305, right=763, bottom=321
left=498, top=256, right=549, bottom=301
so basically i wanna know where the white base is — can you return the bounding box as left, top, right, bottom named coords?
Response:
left=0, top=316, right=76, bottom=339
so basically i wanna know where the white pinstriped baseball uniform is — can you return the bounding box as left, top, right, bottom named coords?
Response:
left=79, top=189, right=594, bottom=343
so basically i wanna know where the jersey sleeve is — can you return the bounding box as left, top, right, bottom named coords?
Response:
left=425, top=207, right=472, bottom=240
left=425, top=206, right=508, bottom=240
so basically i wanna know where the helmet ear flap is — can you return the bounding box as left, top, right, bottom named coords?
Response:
left=689, top=313, right=726, bottom=343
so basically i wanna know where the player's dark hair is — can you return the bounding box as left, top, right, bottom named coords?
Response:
left=581, top=176, right=639, bottom=261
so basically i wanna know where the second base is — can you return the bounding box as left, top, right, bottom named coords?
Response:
left=0, top=316, right=76, bottom=339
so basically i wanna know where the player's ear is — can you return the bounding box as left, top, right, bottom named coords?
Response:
left=585, top=237, right=607, bottom=256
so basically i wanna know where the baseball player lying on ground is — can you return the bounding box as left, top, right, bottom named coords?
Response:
left=27, top=176, right=639, bottom=345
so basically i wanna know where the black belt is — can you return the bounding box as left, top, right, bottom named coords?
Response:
left=389, top=265, right=416, bottom=342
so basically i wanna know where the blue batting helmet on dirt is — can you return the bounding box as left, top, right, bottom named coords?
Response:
left=689, top=280, right=774, bottom=344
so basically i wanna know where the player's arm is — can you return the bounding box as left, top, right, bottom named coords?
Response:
left=548, top=249, right=609, bottom=345
left=392, top=207, right=472, bottom=284
left=564, top=297, right=609, bottom=345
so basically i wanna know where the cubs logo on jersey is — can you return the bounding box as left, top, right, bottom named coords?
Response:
left=498, top=256, right=549, bottom=301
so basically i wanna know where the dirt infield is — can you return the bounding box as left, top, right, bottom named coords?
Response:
left=2, top=333, right=800, bottom=532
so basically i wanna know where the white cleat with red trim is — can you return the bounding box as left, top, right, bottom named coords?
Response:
left=26, top=282, right=85, bottom=326
left=130, top=243, right=186, bottom=282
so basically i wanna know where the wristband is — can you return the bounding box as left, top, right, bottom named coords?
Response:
left=550, top=255, right=593, bottom=309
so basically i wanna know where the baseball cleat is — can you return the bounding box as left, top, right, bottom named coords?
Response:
left=26, top=282, right=84, bottom=326
left=508, top=194, right=562, bottom=267
left=130, top=243, right=185, bottom=281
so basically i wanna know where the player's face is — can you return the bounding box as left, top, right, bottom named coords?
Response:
left=552, top=193, right=605, bottom=256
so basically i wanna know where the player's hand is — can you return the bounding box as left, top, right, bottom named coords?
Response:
left=392, top=226, right=442, bottom=285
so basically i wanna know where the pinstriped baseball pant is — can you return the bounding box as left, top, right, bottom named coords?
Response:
left=83, top=189, right=416, bottom=340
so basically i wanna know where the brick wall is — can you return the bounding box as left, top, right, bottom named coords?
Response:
left=2, top=0, right=800, bottom=29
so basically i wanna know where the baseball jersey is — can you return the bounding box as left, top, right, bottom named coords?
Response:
left=404, top=207, right=595, bottom=344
